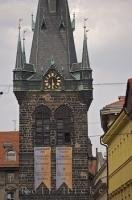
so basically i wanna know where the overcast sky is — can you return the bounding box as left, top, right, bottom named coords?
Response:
left=0, top=0, right=132, bottom=155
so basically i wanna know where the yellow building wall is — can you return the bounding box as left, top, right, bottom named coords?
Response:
left=109, top=183, right=132, bottom=200
left=109, top=158, right=132, bottom=192
left=107, top=115, right=132, bottom=197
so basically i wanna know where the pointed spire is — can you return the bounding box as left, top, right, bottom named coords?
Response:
left=82, top=19, right=90, bottom=69
left=22, top=30, right=26, bottom=64
left=15, top=19, right=24, bottom=70
left=30, top=0, right=77, bottom=78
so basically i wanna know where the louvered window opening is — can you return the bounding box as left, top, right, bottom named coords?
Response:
left=55, top=106, right=73, bottom=145
left=35, top=106, right=51, bottom=146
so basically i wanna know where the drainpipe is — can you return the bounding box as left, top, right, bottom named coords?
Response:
left=100, top=136, right=109, bottom=200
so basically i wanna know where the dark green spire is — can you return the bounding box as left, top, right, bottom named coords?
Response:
left=82, top=25, right=90, bottom=69
left=15, top=23, right=23, bottom=70
left=30, top=0, right=77, bottom=78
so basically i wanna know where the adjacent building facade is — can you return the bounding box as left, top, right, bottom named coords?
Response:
left=13, top=0, right=93, bottom=199
left=93, top=150, right=107, bottom=200
left=0, top=132, right=19, bottom=200
left=101, top=79, right=132, bottom=200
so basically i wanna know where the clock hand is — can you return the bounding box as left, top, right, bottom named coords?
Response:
left=52, top=78, right=54, bottom=89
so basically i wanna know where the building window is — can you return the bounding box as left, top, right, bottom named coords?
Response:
left=35, top=105, right=51, bottom=146
left=6, top=151, right=16, bottom=161
left=6, top=192, right=15, bottom=200
left=6, top=173, right=15, bottom=183
left=65, top=132, right=71, bottom=144
left=55, top=105, right=73, bottom=145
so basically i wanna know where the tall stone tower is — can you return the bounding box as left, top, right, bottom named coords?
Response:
left=13, top=0, right=93, bottom=199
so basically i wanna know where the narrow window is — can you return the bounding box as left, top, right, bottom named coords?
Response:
left=55, top=105, right=73, bottom=145
left=65, top=132, right=71, bottom=144
left=35, top=106, right=51, bottom=146
left=6, top=173, right=15, bottom=183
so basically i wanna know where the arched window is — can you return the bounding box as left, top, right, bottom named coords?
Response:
left=6, top=151, right=16, bottom=161
left=55, top=105, right=73, bottom=145
left=35, top=105, right=51, bottom=146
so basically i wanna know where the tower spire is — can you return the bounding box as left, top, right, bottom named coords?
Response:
left=30, top=0, right=77, bottom=78
left=82, top=19, right=90, bottom=69
left=15, top=19, right=24, bottom=69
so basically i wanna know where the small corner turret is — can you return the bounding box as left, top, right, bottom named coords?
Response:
left=71, top=19, right=93, bottom=108
left=13, top=19, right=36, bottom=93
left=15, top=19, right=23, bottom=71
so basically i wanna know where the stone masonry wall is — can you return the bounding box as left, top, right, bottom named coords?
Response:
left=18, top=91, right=90, bottom=199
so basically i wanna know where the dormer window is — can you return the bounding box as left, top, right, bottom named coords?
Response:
left=48, top=0, right=57, bottom=13
left=6, top=151, right=16, bottom=161
left=41, top=18, right=47, bottom=31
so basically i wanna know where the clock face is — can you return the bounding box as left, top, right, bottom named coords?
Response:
left=44, top=71, right=61, bottom=90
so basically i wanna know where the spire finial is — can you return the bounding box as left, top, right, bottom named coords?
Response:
left=84, top=18, right=88, bottom=38
left=22, top=30, right=27, bottom=64
left=18, top=18, right=22, bottom=39
left=82, top=18, right=91, bottom=70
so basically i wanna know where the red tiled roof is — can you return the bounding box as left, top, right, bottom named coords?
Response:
left=105, top=96, right=125, bottom=108
left=0, top=131, right=19, bottom=168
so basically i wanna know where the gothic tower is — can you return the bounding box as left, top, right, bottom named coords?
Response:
left=13, top=0, right=93, bottom=199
